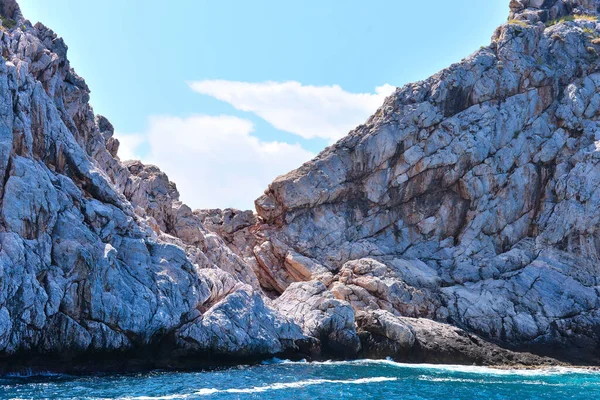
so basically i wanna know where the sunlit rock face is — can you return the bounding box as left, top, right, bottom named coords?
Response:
left=0, top=0, right=306, bottom=364
left=509, top=0, right=600, bottom=22
left=251, top=0, right=600, bottom=362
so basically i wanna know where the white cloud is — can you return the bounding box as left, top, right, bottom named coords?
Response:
left=115, top=133, right=145, bottom=161
left=114, top=115, right=314, bottom=210
left=114, top=80, right=395, bottom=210
left=189, top=80, right=396, bottom=142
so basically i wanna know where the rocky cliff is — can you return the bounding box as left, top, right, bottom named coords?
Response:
left=0, top=0, right=309, bottom=372
left=251, top=0, right=600, bottom=364
left=0, top=0, right=599, bottom=372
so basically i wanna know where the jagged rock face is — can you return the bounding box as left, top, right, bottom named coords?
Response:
left=0, top=0, right=305, bottom=363
left=253, top=0, right=600, bottom=361
left=355, top=310, right=558, bottom=366
left=273, top=281, right=361, bottom=356
left=509, top=0, right=600, bottom=22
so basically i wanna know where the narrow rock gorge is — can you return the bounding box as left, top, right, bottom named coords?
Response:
left=1, top=0, right=600, bottom=372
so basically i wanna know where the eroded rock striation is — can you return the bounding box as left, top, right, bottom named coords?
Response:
left=252, top=0, right=600, bottom=364
left=0, top=0, right=307, bottom=372
left=0, top=0, right=599, bottom=372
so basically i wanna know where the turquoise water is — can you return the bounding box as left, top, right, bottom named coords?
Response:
left=1, top=359, right=600, bottom=399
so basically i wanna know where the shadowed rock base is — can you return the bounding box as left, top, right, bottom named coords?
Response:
left=0, top=337, right=565, bottom=376
left=356, top=312, right=565, bottom=367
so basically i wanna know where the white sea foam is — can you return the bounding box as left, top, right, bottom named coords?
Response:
left=113, top=377, right=397, bottom=399
left=117, top=394, right=195, bottom=400
left=194, top=376, right=397, bottom=396
left=260, top=357, right=307, bottom=365
left=261, top=357, right=600, bottom=376
left=417, top=376, right=566, bottom=386
left=373, top=359, right=599, bottom=376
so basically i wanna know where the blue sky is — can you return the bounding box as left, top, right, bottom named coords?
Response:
left=19, top=0, right=508, bottom=209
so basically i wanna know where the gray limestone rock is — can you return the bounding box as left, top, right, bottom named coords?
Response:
left=0, top=0, right=307, bottom=369
left=250, top=0, right=600, bottom=364
left=357, top=311, right=559, bottom=366
left=274, top=281, right=361, bottom=356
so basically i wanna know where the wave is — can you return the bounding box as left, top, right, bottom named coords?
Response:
left=417, top=376, right=566, bottom=386
left=117, top=395, right=192, bottom=400
left=116, top=395, right=191, bottom=400
left=375, top=360, right=600, bottom=376
left=261, top=357, right=307, bottom=365
left=118, top=377, right=397, bottom=399
left=261, top=357, right=600, bottom=376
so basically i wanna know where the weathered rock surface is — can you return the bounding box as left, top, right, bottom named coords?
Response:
left=250, top=0, right=600, bottom=364
left=356, top=310, right=558, bottom=366
left=274, top=281, right=361, bottom=356
left=1, top=0, right=600, bottom=372
left=0, top=0, right=308, bottom=371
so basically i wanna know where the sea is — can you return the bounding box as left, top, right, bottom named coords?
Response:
left=1, top=358, right=599, bottom=399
